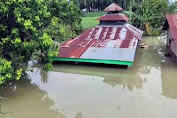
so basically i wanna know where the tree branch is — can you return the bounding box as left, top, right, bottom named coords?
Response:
left=11, top=61, right=26, bottom=70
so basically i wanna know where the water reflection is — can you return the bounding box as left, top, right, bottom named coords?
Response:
left=161, top=58, right=177, bottom=99
left=49, top=37, right=165, bottom=92
left=103, top=75, right=144, bottom=91
left=75, top=112, right=82, bottom=118
left=2, top=37, right=177, bottom=118
left=40, top=68, right=49, bottom=83
left=136, top=37, right=165, bottom=74
left=52, top=64, right=145, bottom=92
left=0, top=74, right=65, bottom=118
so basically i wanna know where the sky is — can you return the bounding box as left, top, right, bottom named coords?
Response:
left=169, top=0, right=177, bottom=2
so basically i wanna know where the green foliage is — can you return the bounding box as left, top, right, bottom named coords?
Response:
left=47, top=0, right=82, bottom=34
left=168, top=1, right=177, bottom=13
left=43, top=17, right=74, bottom=42
left=16, top=68, right=23, bottom=80
left=39, top=33, right=53, bottom=48
left=43, top=62, right=53, bottom=71
left=71, top=0, right=131, bottom=10
left=125, top=0, right=177, bottom=36
left=142, top=0, right=168, bottom=29
left=0, top=0, right=81, bottom=84
left=40, top=0, right=82, bottom=42
left=0, top=58, right=23, bottom=84
left=0, top=58, right=13, bottom=84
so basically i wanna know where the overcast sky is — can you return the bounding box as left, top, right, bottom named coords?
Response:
left=169, top=0, right=177, bottom=2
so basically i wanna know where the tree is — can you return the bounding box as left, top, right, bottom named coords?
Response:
left=125, top=0, right=177, bottom=35
left=40, top=0, right=82, bottom=43
left=46, top=0, right=82, bottom=35
left=0, top=0, right=59, bottom=84
left=71, top=0, right=133, bottom=10
left=0, top=0, right=82, bottom=85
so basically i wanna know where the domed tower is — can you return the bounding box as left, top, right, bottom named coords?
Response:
left=53, top=3, right=143, bottom=67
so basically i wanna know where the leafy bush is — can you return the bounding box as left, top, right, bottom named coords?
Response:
left=0, top=0, right=81, bottom=84
left=125, top=0, right=177, bottom=36
left=47, top=0, right=82, bottom=34
left=0, top=58, right=23, bottom=84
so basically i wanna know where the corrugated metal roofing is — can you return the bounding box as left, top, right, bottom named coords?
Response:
left=55, top=3, right=143, bottom=65
left=165, top=14, right=177, bottom=46
left=104, top=3, right=123, bottom=12
left=58, top=25, right=143, bottom=62
left=97, top=14, right=129, bottom=22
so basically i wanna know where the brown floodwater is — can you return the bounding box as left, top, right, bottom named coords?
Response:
left=1, top=37, right=177, bottom=118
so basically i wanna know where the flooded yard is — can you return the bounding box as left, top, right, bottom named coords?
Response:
left=1, top=37, right=177, bottom=118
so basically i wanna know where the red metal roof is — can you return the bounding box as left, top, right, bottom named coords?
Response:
left=166, top=14, right=177, bottom=46
left=56, top=3, right=143, bottom=64
left=104, top=3, right=123, bottom=12
left=97, top=14, right=129, bottom=22
left=58, top=25, right=143, bottom=62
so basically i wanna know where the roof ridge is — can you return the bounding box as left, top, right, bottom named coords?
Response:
left=104, top=3, right=123, bottom=12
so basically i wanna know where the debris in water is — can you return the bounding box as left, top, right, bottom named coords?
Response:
left=139, top=43, right=149, bottom=49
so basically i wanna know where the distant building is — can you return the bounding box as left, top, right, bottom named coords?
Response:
left=51, top=3, right=143, bottom=67
left=163, top=14, right=177, bottom=64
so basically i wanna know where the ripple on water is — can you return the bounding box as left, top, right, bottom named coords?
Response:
left=1, top=37, right=177, bottom=118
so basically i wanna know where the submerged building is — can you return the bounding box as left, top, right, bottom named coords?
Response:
left=52, top=3, right=143, bottom=66
left=163, top=14, right=177, bottom=64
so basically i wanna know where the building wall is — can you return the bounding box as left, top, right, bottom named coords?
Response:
left=167, top=28, right=172, bottom=46
left=167, top=28, right=177, bottom=64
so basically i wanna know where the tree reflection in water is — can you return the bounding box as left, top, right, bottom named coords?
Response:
left=103, top=37, right=166, bottom=91
left=75, top=112, right=82, bottom=118
left=0, top=73, right=66, bottom=118
left=161, top=57, right=177, bottom=99
left=0, top=36, right=169, bottom=118
left=40, top=68, right=49, bottom=83
left=137, top=37, right=165, bottom=75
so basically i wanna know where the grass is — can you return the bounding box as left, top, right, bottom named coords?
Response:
left=81, top=11, right=106, bottom=30
left=82, top=11, right=106, bottom=17
left=81, top=17, right=99, bottom=30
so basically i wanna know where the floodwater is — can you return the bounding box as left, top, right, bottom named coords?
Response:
left=1, top=37, right=177, bottom=118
